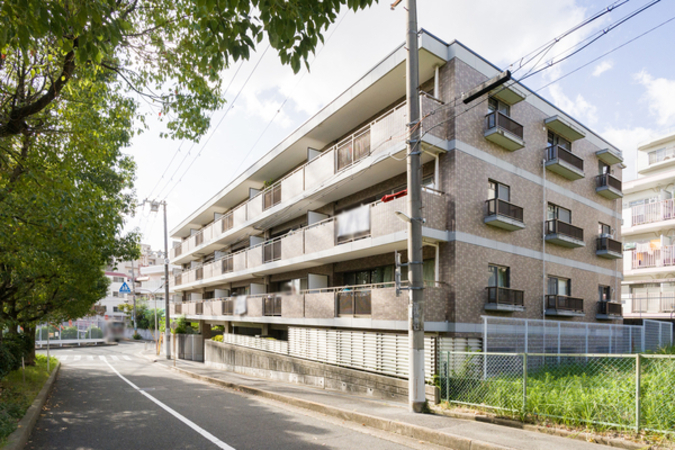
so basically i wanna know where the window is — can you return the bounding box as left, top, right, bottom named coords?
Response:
left=113, top=306, right=120, bottom=313
left=547, top=203, right=571, bottom=223
left=231, top=286, right=250, bottom=296
left=488, top=265, right=510, bottom=288
left=112, top=276, right=125, bottom=283
left=342, top=259, right=436, bottom=286
left=598, top=222, right=612, bottom=236
left=488, top=97, right=510, bottom=117
left=422, top=176, right=436, bottom=191
left=598, top=285, right=611, bottom=302
left=112, top=292, right=119, bottom=298
left=598, top=161, right=610, bottom=175
left=547, top=131, right=571, bottom=151
left=628, top=199, right=646, bottom=208
left=548, top=276, right=571, bottom=296
left=488, top=180, right=510, bottom=201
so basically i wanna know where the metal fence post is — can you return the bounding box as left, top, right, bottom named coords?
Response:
left=635, top=353, right=641, bottom=433
left=522, top=353, right=528, bottom=416
left=445, top=351, right=450, bottom=402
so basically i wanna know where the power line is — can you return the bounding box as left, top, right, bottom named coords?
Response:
left=158, top=45, right=272, bottom=202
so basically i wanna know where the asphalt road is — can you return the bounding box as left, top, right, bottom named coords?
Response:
left=31, top=342, right=434, bottom=450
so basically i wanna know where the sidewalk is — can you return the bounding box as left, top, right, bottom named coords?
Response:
left=143, top=352, right=633, bottom=450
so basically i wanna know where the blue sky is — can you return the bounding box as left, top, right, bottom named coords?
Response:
left=126, top=0, right=675, bottom=251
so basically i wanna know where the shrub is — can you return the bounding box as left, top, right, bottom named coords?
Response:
left=211, top=335, right=223, bottom=342
left=172, top=316, right=196, bottom=334
left=60, top=326, right=78, bottom=340
left=132, top=332, right=142, bottom=340
left=0, top=333, right=31, bottom=379
left=87, top=326, right=103, bottom=339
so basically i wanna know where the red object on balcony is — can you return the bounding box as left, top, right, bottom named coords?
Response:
left=381, top=189, right=407, bottom=203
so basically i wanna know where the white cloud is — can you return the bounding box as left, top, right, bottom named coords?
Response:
left=634, top=70, right=675, bottom=125
left=547, top=84, right=598, bottom=125
left=592, top=60, right=613, bottom=77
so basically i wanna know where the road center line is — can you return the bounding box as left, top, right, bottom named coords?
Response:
left=104, top=360, right=235, bottom=450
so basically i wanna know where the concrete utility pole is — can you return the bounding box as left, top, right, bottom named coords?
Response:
left=162, top=201, right=171, bottom=359
left=131, top=259, right=137, bottom=333
left=402, top=0, right=426, bottom=413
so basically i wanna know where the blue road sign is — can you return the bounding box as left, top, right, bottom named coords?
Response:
left=119, top=282, right=131, bottom=294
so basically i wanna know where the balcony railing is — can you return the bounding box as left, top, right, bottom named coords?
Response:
left=546, top=219, right=584, bottom=241
left=485, top=111, right=524, bottom=139
left=485, top=198, right=524, bottom=222
left=485, top=286, right=524, bottom=307
left=263, top=295, right=282, bottom=316
left=546, top=295, right=584, bottom=313
left=337, top=290, right=372, bottom=316
left=546, top=145, right=584, bottom=172
left=223, top=299, right=234, bottom=315
left=648, top=146, right=675, bottom=165
left=171, top=190, right=446, bottom=288
left=627, top=295, right=675, bottom=313
left=195, top=267, right=203, bottom=281
left=596, top=173, right=621, bottom=192
left=170, top=96, right=446, bottom=262
left=596, top=236, right=622, bottom=254
left=631, top=199, right=675, bottom=227
left=597, top=301, right=622, bottom=316
left=174, top=274, right=182, bottom=286
left=631, top=245, right=675, bottom=269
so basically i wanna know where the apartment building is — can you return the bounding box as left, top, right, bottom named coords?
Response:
left=622, top=131, right=675, bottom=325
left=168, top=31, right=624, bottom=343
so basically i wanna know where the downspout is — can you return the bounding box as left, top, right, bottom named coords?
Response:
left=425, top=242, right=440, bottom=285
left=542, top=158, right=547, bottom=321
left=434, top=65, right=440, bottom=98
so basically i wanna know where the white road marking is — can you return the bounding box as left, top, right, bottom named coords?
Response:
left=88, top=355, right=94, bottom=360
left=60, top=355, right=69, bottom=361
left=104, top=360, right=235, bottom=450
left=99, top=355, right=107, bottom=361
left=111, top=356, right=120, bottom=361
left=74, top=355, right=81, bottom=361
left=123, top=356, right=132, bottom=361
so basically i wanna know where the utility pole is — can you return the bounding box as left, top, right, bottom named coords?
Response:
left=131, top=259, right=137, bottom=334
left=393, top=0, right=425, bottom=413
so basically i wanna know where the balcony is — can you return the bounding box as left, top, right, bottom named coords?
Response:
left=631, top=245, right=675, bottom=270
left=624, top=294, right=675, bottom=316
left=545, top=295, right=585, bottom=317
left=170, top=96, right=447, bottom=264
left=485, top=287, right=525, bottom=312
left=484, top=111, right=525, bottom=151
left=596, top=301, right=622, bottom=320
left=596, top=148, right=623, bottom=165
left=595, top=173, right=622, bottom=199
left=170, top=190, right=447, bottom=291
left=169, top=282, right=445, bottom=324
left=545, top=219, right=584, bottom=248
left=639, top=146, right=675, bottom=174
left=545, top=145, right=584, bottom=180
left=484, top=198, right=525, bottom=231
left=596, top=236, right=622, bottom=259
left=628, top=199, right=675, bottom=228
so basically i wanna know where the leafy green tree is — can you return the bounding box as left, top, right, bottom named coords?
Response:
left=0, top=0, right=376, bottom=140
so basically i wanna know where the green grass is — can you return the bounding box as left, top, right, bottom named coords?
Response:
left=0, top=354, right=58, bottom=444
left=442, top=356, right=675, bottom=434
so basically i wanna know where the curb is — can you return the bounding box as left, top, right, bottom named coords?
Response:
left=169, top=365, right=516, bottom=450
left=429, top=406, right=646, bottom=450
left=3, top=362, right=61, bottom=450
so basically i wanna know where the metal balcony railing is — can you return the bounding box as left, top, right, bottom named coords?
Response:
left=263, top=295, right=282, bottom=317
left=221, top=212, right=234, bottom=233
left=486, top=286, right=524, bottom=306
left=631, top=199, right=675, bottom=226
left=546, top=295, right=584, bottom=313
left=628, top=295, right=675, bottom=313
left=631, top=245, right=675, bottom=269
left=598, top=301, right=622, bottom=316
left=596, top=173, right=622, bottom=192
left=546, top=218, right=584, bottom=241
left=221, top=255, right=233, bottom=273
left=485, top=198, right=524, bottom=222
left=223, top=299, right=234, bottom=315
left=597, top=236, right=622, bottom=254
left=337, top=290, right=372, bottom=317
left=262, top=183, right=282, bottom=210
left=546, top=145, right=584, bottom=172
left=485, top=111, right=524, bottom=139
left=263, top=239, right=282, bottom=263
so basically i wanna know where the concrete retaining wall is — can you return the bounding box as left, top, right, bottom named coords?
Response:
left=205, top=340, right=437, bottom=404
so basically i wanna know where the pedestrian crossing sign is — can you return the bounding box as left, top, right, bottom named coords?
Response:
left=119, top=282, right=131, bottom=294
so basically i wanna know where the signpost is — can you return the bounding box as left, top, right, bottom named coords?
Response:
left=119, top=282, right=131, bottom=294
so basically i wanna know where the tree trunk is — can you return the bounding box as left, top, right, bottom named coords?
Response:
left=22, top=324, right=36, bottom=366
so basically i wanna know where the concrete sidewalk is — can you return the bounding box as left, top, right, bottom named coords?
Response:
left=144, top=353, right=629, bottom=450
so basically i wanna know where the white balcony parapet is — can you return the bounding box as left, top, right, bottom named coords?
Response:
left=630, top=199, right=675, bottom=227
left=631, top=245, right=675, bottom=270
left=170, top=96, right=445, bottom=262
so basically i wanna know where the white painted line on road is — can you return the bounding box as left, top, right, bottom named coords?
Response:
left=88, top=356, right=94, bottom=360
left=74, top=355, right=81, bottom=361
left=123, top=356, right=132, bottom=361
left=61, top=356, right=69, bottom=361
left=111, top=356, right=120, bottom=361
left=104, top=360, right=235, bottom=450
left=99, top=355, right=107, bottom=361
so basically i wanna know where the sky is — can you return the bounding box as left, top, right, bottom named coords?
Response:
left=126, top=0, right=675, bottom=252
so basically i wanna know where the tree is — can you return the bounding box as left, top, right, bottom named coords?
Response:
left=0, top=0, right=376, bottom=141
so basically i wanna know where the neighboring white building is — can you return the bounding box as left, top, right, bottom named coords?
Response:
left=95, top=271, right=130, bottom=320
left=622, top=131, right=675, bottom=324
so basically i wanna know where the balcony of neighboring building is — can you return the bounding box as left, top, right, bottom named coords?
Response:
left=170, top=98, right=447, bottom=265
left=484, top=286, right=524, bottom=312
left=622, top=199, right=675, bottom=236
left=595, top=173, right=622, bottom=199
left=622, top=294, right=675, bottom=319
left=545, top=145, right=585, bottom=181
left=171, top=190, right=448, bottom=292
left=484, top=198, right=525, bottom=231
left=596, top=301, right=622, bottom=320
left=545, top=295, right=585, bottom=317
left=638, top=145, right=675, bottom=175
left=596, top=236, right=622, bottom=259
left=545, top=219, right=585, bottom=248
left=169, top=281, right=446, bottom=325
left=625, top=245, right=675, bottom=276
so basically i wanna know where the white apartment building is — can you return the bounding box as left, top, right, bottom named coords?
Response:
left=622, top=131, right=675, bottom=324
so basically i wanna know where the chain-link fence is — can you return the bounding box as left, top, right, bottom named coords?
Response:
left=439, top=351, right=675, bottom=433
